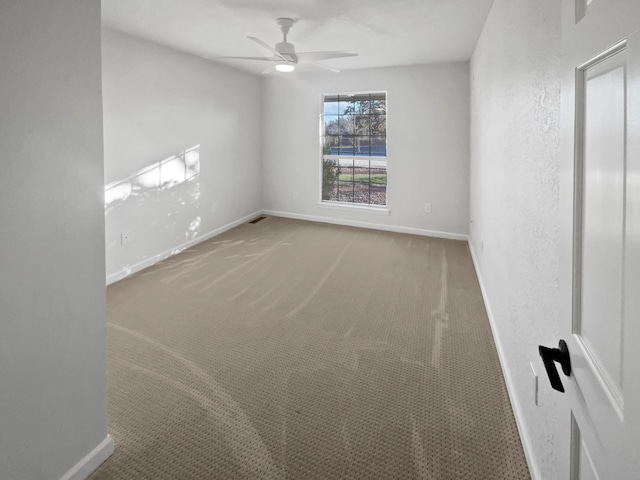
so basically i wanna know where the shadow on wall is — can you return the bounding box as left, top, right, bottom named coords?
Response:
left=105, top=145, right=203, bottom=276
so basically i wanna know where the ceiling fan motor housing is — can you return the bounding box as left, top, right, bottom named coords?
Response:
left=276, top=41, right=297, bottom=62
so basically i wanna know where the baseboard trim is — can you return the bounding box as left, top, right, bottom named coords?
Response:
left=262, top=210, right=469, bottom=241
left=467, top=241, right=541, bottom=480
left=59, top=435, right=114, bottom=480
left=106, top=211, right=262, bottom=285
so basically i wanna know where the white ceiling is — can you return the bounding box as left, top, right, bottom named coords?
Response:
left=102, top=0, right=494, bottom=75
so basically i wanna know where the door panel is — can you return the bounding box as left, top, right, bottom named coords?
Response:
left=577, top=46, right=626, bottom=407
left=577, top=440, right=599, bottom=480
left=571, top=414, right=599, bottom=480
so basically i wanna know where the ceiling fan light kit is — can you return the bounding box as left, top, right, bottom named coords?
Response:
left=225, top=17, right=358, bottom=74
left=275, top=61, right=295, bottom=73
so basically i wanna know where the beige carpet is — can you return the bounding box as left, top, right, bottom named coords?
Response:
left=90, top=216, right=530, bottom=479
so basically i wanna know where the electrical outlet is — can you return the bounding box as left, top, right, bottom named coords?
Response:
left=529, top=362, right=539, bottom=406
left=121, top=231, right=131, bottom=245
left=424, top=202, right=431, bottom=213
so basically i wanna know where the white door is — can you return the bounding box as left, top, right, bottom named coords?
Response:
left=556, top=0, right=640, bottom=478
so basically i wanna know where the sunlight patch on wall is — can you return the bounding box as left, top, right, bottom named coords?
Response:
left=105, top=145, right=201, bottom=207
left=187, top=216, right=202, bottom=239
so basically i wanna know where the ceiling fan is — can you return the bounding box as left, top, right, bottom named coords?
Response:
left=225, top=18, right=358, bottom=73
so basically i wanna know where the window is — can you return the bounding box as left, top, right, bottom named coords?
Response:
left=321, top=92, right=387, bottom=206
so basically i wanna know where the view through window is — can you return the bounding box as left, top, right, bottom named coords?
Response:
left=322, top=92, right=387, bottom=206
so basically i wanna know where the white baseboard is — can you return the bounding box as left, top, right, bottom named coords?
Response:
left=262, top=209, right=469, bottom=242
left=467, top=241, right=540, bottom=480
left=59, top=435, right=114, bottom=480
left=106, top=211, right=262, bottom=285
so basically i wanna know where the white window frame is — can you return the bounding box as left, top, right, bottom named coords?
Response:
left=318, top=91, right=389, bottom=213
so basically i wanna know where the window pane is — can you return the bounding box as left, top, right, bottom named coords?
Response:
left=321, top=158, right=338, bottom=201
left=370, top=94, right=386, bottom=114
left=324, top=96, right=340, bottom=116
left=353, top=136, right=370, bottom=156
left=371, top=136, right=386, bottom=157
left=338, top=95, right=355, bottom=115
left=354, top=158, right=370, bottom=203
left=370, top=160, right=387, bottom=205
left=324, top=115, right=339, bottom=136
left=337, top=159, right=354, bottom=202
left=355, top=115, right=370, bottom=135
left=371, top=115, right=386, bottom=136
left=338, top=136, right=355, bottom=156
left=339, top=115, right=354, bottom=135
left=325, top=136, right=340, bottom=155
left=354, top=182, right=370, bottom=205
left=355, top=97, right=371, bottom=114
left=352, top=158, right=370, bottom=205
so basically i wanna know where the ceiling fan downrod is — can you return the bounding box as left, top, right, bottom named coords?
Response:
left=276, top=18, right=294, bottom=41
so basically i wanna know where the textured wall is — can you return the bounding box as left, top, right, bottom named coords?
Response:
left=0, top=1, right=111, bottom=479
left=103, top=29, right=264, bottom=282
left=262, top=63, right=470, bottom=238
left=469, top=1, right=562, bottom=478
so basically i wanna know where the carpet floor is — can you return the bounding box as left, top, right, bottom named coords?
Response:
left=89, top=216, right=530, bottom=479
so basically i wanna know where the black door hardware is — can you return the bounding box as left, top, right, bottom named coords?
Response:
left=538, top=340, right=571, bottom=393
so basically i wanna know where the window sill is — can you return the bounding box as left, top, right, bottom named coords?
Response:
left=317, top=201, right=391, bottom=215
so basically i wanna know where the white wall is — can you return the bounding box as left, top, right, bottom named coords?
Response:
left=469, top=1, right=562, bottom=478
left=262, top=63, right=470, bottom=238
left=102, top=29, right=264, bottom=282
left=0, top=1, right=112, bottom=479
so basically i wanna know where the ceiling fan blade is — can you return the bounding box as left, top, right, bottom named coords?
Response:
left=296, top=51, right=358, bottom=62
left=248, top=36, right=286, bottom=60
left=261, top=65, right=276, bottom=75
left=308, top=62, right=341, bottom=73
left=220, top=56, right=278, bottom=62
